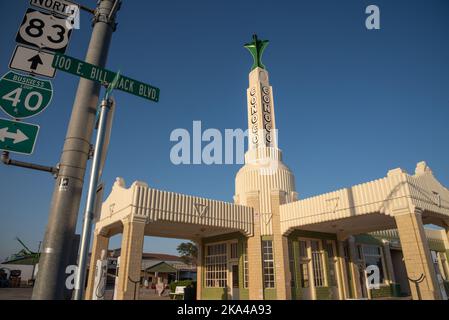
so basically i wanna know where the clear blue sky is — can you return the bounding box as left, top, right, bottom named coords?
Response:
left=0, top=0, right=448, bottom=261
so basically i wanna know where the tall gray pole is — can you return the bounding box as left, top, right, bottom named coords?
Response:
left=74, top=97, right=112, bottom=300
left=32, top=0, right=120, bottom=300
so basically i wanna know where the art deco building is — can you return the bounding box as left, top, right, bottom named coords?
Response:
left=86, top=35, right=449, bottom=300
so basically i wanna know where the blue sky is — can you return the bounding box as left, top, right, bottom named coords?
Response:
left=0, top=0, right=448, bottom=261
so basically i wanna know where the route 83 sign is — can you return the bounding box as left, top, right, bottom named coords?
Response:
left=16, top=8, right=73, bottom=54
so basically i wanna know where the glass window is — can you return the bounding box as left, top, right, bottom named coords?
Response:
left=230, top=242, right=238, bottom=260
left=288, top=240, right=296, bottom=288
left=205, top=243, right=227, bottom=288
left=262, top=240, right=275, bottom=288
left=357, top=245, right=364, bottom=260
left=439, top=252, right=449, bottom=280
left=300, top=263, right=309, bottom=288
left=326, top=241, right=335, bottom=258
left=311, top=240, right=325, bottom=287
left=232, top=265, right=239, bottom=288
left=363, top=245, right=385, bottom=284
left=299, top=240, right=308, bottom=258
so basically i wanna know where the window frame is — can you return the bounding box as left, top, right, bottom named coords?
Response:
left=361, top=244, right=387, bottom=285
left=262, top=239, right=276, bottom=289
left=205, top=242, right=228, bottom=288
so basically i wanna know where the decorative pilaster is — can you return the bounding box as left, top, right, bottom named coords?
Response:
left=195, top=238, right=204, bottom=300
left=347, top=236, right=362, bottom=299
left=271, top=190, right=291, bottom=300
left=336, top=240, right=349, bottom=300
left=382, top=240, right=396, bottom=284
left=246, top=191, right=264, bottom=300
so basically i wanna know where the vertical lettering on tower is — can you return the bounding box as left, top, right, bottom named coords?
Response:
left=249, top=86, right=259, bottom=149
left=261, top=85, right=273, bottom=147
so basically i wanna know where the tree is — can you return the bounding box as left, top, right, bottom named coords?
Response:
left=177, top=242, right=198, bottom=265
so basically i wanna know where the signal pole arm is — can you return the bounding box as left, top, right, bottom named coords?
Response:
left=2, top=151, right=59, bottom=176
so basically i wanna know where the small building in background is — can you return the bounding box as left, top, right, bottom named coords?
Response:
left=87, top=249, right=196, bottom=288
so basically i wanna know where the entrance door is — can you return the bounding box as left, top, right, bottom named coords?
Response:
left=229, top=263, right=240, bottom=300
left=298, top=240, right=313, bottom=300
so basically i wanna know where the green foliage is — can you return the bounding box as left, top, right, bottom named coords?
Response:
left=176, top=242, right=198, bottom=265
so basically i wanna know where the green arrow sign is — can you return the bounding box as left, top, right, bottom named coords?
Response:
left=0, top=118, right=39, bottom=155
left=0, top=71, right=53, bottom=119
left=52, top=53, right=160, bottom=103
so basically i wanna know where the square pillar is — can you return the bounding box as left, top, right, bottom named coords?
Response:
left=271, top=190, right=291, bottom=300
left=116, top=215, right=146, bottom=300
left=336, top=240, right=350, bottom=300
left=85, top=230, right=109, bottom=300
left=445, top=222, right=449, bottom=263
left=347, top=236, right=362, bottom=299
left=195, top=239, right=204, bottom=300
left=394, top=209, right=441, bottom=300
left=382, top=240, right=396, bottom=284
left=246, top=191, right=264, bottom=300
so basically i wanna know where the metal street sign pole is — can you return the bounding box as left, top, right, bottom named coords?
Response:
left=32, top=0, right=121, bottom=300
left=73, top=97, right=113, bottom=300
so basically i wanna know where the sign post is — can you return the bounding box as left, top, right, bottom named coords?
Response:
left=32, top=0, right=119, bottom=300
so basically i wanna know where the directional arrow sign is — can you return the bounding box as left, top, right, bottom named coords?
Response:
left=0, top=71, right=53, bottom=119
left=0, top=118, right=39, bottom=155
left=9, top=45, right=56, bottom=78
left=52, top=53, right=160, bottom=102
left=28, top=54, right=43, bottom=70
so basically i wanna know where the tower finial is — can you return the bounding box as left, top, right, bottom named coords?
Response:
left=244, top=34, right=269, bottom=71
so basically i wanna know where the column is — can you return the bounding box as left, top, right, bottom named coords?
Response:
left=271, top=190, right=291, bottom=300
left=195, top=238, right=204, bottom=300
left=445, top=222, right=449, bottom=264
left=394, top=209, right=441, bottom=300
left=246, top=191, right=264, bottom=300
left=85, top=230, right=109, bottom=300
left=382, top=240, right=396, bottom=285
left=336, top=240, right=349, bottom=300
left=116, top=215, right=146, bottom=300
left=347, top=236, right=362, bottom=299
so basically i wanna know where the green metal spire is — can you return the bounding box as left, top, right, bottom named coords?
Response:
left=244, top=34, right=269, bottom=71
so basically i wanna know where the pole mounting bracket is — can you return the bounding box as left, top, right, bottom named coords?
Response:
left=1, top=151, right=59, bottom=178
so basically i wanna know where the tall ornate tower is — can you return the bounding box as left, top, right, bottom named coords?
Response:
left=235, top=35, right=297, bottom=235
left=234, top=35, right=297, bottom=300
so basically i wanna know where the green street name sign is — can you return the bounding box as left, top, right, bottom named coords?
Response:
left=52, top=54, right=160, bottom=103
left=0, top=118, right=39, bottom=155
left=0, top=71, right=53, bottom=119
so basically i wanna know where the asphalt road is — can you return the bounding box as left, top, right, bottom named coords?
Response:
left=0, top=288, right=171, bottom=300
